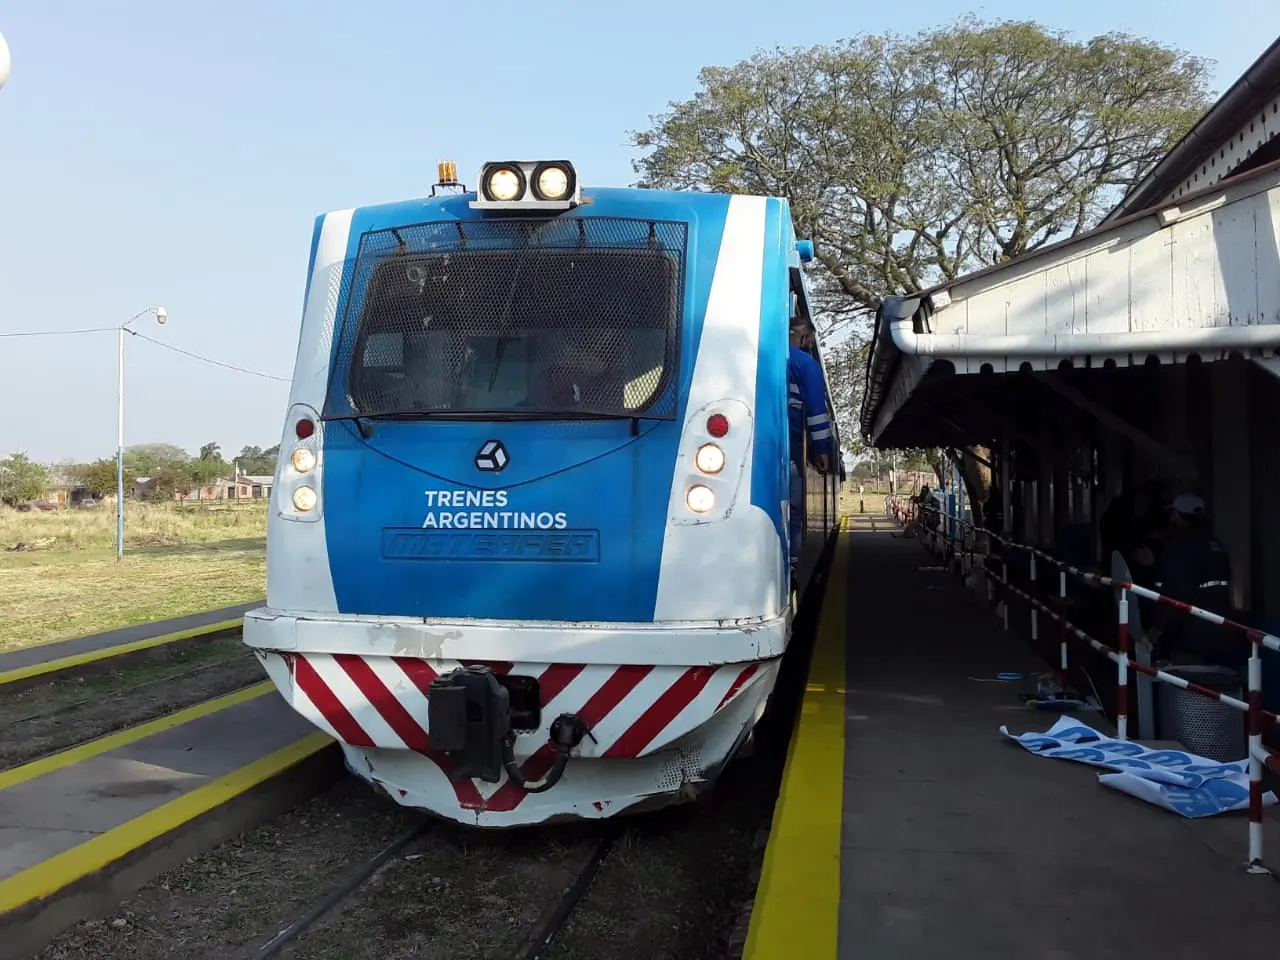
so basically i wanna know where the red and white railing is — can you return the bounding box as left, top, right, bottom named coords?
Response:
left=887, top=496, right=1280, bottom=874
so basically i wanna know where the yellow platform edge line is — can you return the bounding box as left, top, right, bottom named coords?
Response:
left=743, top=525, right=849, bottom=959
left=0, top=618, right=246, bottom=687
left=0, top=730, right=334, bottom=915
left=0, top=681, right=276, bottom=792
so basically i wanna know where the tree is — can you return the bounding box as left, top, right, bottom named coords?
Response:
left=0, top=452, right=50, bottom=505
left=67, top=459, right=129, bottom=498
left=199, top=442, right=222, bottom=461
left=146, top=465, right=191, bottom=502
left=820, top=332, right=868, bottom=462
left=631, top=17, right=1213, bottom=521
left=186, top=457, right=228, bottom=486
left=124, top=443, right=189, bottom=477
left=235, top=444, right=280, bottom=476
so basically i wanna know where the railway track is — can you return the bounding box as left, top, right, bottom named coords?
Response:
left=508, top=832, right=616, bottom=960
left=252, top=820, right=435, bottom=958
left=0, top=644, right=265, bottom=774
left=250, top=821, right=618, bottom=960
left=0, top=607, right=254, bottom=692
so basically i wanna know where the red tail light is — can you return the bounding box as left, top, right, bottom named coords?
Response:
left=706, top=414, right=729, bottom=438
left=295, top=418, right=315, bottom=439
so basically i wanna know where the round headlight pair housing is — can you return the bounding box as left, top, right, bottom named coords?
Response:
left=482, top=162, right=575, bottom=202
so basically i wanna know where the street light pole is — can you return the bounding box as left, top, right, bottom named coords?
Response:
left=116, top=306, right=168, bottom=561
left=117, top=325, right=125, bottom=560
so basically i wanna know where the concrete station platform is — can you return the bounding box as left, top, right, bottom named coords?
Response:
left=0, top=601, right=263, bottom=688
left=0, top=682, right=337, bottom=958
left=746, top=520, right=1280, bottom=959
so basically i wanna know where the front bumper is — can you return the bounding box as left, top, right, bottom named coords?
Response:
left=242, top=607, right=789, bottom=665
left=244, top=608, right=787, bottom=826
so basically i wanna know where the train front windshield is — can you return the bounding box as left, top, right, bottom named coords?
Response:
left=324, top=217, right=689, bottom=423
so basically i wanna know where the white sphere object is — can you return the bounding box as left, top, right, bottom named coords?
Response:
left=0, top=31, right=10, bottom=91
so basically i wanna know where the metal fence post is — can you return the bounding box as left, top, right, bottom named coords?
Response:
left=1117, top=588, right=1130, bottom=741
left=1030, top=553, right=1039, bottom=642
left=1000, top=553, right=1010, bottom=631
left=1058, top=570, right=1069, bottom=690
left=1247, top=641, right=1267, bottom=873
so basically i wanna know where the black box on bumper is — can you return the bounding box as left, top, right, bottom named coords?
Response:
left=427, top=665, right=589, bottom=793
left=427, top=666, right=511, bottom=783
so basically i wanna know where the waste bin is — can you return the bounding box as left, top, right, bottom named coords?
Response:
left=1156, top=665, right=1247, bottom=762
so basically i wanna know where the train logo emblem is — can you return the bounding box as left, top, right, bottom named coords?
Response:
left=475, top=440, right=509, bottom=473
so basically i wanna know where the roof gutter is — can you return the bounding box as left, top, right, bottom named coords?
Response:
left=888, top=319, right=1280, bottom=359
left=1107, top=38, right=1280, bottom=221
left=859, top=296, right=922, bottom=438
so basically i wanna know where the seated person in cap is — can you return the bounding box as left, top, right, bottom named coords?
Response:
left=1145, top=494, right=1236, bottom=667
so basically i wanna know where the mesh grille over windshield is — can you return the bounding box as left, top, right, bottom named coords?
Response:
left=324, top=216, right=688, bottom=420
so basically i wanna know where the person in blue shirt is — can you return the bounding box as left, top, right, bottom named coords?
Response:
left=787, top=317, right=832, bottom=583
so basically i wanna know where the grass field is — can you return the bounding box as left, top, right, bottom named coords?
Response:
left=841, top=487, right=887, bottom=516
left=0, top=502, right=267, bottom=654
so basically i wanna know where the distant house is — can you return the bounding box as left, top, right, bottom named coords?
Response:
left=176, top=472, right=274, bottom=501
left=115, top=462, right=273, bottom=503
left=178, top=482, right=231, bottom=502
left=42, top=468, right=92, bottom=507
left=225, top=474, right=274, bottom=500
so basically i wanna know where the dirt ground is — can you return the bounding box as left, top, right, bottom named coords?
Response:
left=33, top=767, right=767, bottom=960
left=0, top=637, right=265, bottom=770
left=279, top=820, right=604, bottom=959
left=35, top=774, right=607, bottom=960
left=266, top=751, right=779, bottom=960
left=36, top=776, right=421, bottom=960
left=546, top=782, right=769, bottom=960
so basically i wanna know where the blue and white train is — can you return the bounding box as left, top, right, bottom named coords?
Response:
left=244, top=160, right=842, bottom=827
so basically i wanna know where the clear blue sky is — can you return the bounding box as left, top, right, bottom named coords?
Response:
left=2, top=1, right=1277, bottom=464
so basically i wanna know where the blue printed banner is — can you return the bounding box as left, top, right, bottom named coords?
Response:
left=1000, top=716, right=1278, bottom=819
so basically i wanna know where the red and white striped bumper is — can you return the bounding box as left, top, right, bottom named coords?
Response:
left=244, top=609, right=785, bottom=826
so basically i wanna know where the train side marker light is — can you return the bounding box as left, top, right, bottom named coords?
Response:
left=695, top=443, right=725, bottom=474
left=291, top=448, right=316, bottom=473
left=686, top=485, right=715, bottom=513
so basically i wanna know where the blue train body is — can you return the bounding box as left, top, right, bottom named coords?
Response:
left=245, top=165, right=841, bottom=826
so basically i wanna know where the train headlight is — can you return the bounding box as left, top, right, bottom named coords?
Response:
left=291, top=448, right=316, bottom=473
left=694, top=443, right=725, bottom=475
left=472, top=160, right=579, bottom=209
left=484, top=165, right=524, bottom=202
left=686, top=484, right=715, bottom=514
left=533, top=163, right=572, bottom=201
left=292, top=486, right=318, bottom=512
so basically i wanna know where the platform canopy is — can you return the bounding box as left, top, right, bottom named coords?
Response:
left=861, top=158, right=1280, bottom=447
left=1107, top=38, right=1280, bottom=220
